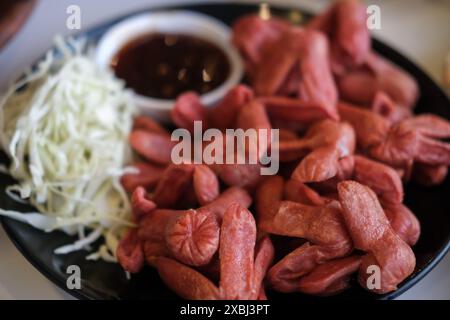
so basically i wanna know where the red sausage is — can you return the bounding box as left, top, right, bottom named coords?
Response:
left=164, top=187, right=252, bottom=266
left=121, top=162, right=165, bottom=194
left=297, top=255, right=362, bottom=296
left=153, top=164, right=195, bottom=208
left=129, top=130, right=177, bottom=165
left=117, top=229, right=144, bottom=274
left=337, top=181, right=415, bottom=294
left=193, top=165, right=220, bottom=206
left=219, top=203, right=257, bottom=299
left=131, top=186, right=156, bottom=221
left=155, top=256, right=220, bottom=300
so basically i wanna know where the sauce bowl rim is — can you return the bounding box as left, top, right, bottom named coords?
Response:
left=95, top=10, right=244, bottom=113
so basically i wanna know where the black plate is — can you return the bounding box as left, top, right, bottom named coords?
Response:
left=1, top=3, right=450, bottom=300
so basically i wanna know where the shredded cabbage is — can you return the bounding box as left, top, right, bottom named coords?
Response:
left=0, top=36, right=136, bottom=261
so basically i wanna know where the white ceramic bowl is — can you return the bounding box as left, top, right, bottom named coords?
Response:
left=95, top=11, right=244, bottom=122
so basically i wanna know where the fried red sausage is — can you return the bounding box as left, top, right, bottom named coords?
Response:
left=171, top=92, right=208, bottom=133
left=261, top=96, right=338, bottom=129
left=164, top=187, right=252, bottom=266
left=121, top=162, right=165, bottom=194
left=284, top=178, right=327, bottom=206
left=383, top=203, right=420, bottom=246
left=401, top=114, right=450, bottom=138
left=291, top=120, right=355, bottom=183
left=353, top=155, right=403, bottom=204
left=129, top=130, right=177, bottom=165
left=117, top=229, right=144, bottom=274
left=133, top=115, right=170, bottom=136
left=277, top=139, right=311, bottom=162
left=252, top=28, right=302, bottom=96
left=219, top=203, right=257, bottom=299
left=267, top=242, right=346, bottom=293
left=297, top=29, right=338, bottom=118
left=142, top=240, right=171, bottom=266
left=253, top=236, right=275, bottom=298
left=131, top=186, right=156, bottom=221
left=137, top=208, right=182, bottom=241
left=338, top=52, right=419, bottom=109
left=251, top=28, right=339, bottom=118
left=263, top=196, right=355, bottom=293
left=241, top=22, right=338, bottom=118
left=153, top=164, right=195, bottom=208
left=338, top=102, right=391, bottom=149
left=307, top=0, right=370, bottom=74
left=155, top=203, right=273, bottom=300
left=367, top=52, right=419, bottom=109
left=165, top=209, right=220, bottom=267
left=259, top=200, right=351, bottom=250
left=337, top=181, right=415, bottom=294
left=214, top=162, right=263, bottom=189
left=256, top=175, right=285, bottom=225
left=155, top=256, right=220, bottom=300
left=193, top=165, right=220, bottom=205
left=232, top=15, right=290, bottom=73
left=297, top=255, right=362, bottom=296
left=413, top=163, right=448, bottom=186
left=369, top=116, right=450, bottom=169
left=371, top=91, right=412, bottom=123
left=236, top=100, right=272, bottom=146
left=200, top=187, right=252, bottom=222
left=292, top=147, right=340, bottom=183
left=207, top=84, right=254, bottom=130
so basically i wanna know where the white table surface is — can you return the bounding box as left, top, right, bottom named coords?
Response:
left=0, top=0, right=449, bottom=300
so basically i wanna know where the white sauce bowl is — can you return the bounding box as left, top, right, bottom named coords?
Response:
left=95, top=11, right=244, bottom=122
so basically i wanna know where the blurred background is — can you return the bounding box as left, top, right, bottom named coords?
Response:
left=0, top=0, right=449, bottom=299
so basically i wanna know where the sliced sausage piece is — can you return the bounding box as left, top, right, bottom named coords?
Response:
left=129, top=130, right=177, bottom=165
left=267, top=242, right=334, bottom=293
left=193, top=165, right=220, bottom=206
left=383, top=203, right=420, bottom=246
left=155, top=256, right=220, bottom=300
left=284, top=179, right=326, bottom=206
left=142, top=240, right=171, bottom=266
left=413, top=163, right=448, bottom=186
left=153, top=164, right=195, bottom=208
left=259, top=200, right=351, bottom=250
left=137, top=209, right=185, bottom=243
left=353, top=155, right=403, bottom=204
left=252, top=236, right=275, bottom=299
left=337, top=180, right=415, bottom=294
left=131, top=186, right=157, bottom=221
left=164, top=187, right=252, bottom=266
left=338, top=102, right=391, bottom=149
left=297, top=255, right=361, bottom=296
left=165, top=209, right=220, bottom=267
left=256, top=175, right=285, bottom=226
left=117, top=229, right=144, bottom=274
left=133, top=115, right=169, bottom=136
left=292, top=147, right=340, bottom=183
left=121, top=162, right=165, bottom=194
left=207, top=85, right=254, bottom=130
left=171, top=92, right=208, bottom=133
left=219, top=203, right=257, bottom=300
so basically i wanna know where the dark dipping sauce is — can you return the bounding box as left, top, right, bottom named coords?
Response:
left=112, top=33, right=231, bottom=100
